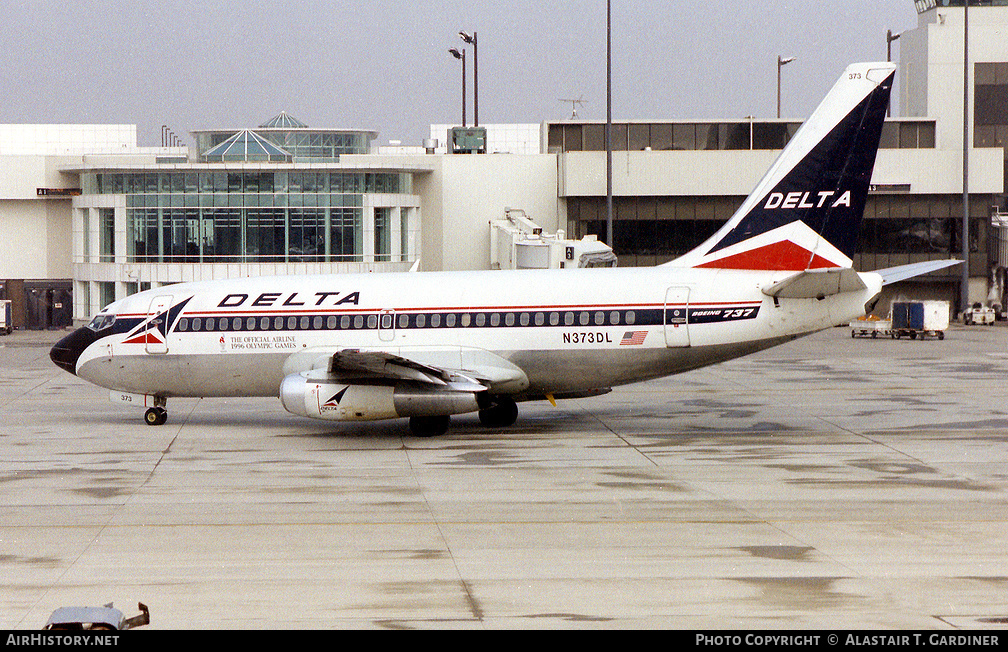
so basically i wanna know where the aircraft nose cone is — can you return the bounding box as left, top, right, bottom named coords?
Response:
left=50, top=328, right=96, bottom=376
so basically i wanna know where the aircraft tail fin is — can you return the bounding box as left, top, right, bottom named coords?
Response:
left=671, top=62, right=896, bottom=272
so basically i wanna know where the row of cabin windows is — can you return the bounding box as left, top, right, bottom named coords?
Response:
left=175, top=309, right=647, bottom=334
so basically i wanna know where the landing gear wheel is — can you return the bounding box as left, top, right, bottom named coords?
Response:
left=409, top=415, right=451, bottom=437
left=478, top=397, right=519, bottom=428
left=144, top=407, right=167, bottom=426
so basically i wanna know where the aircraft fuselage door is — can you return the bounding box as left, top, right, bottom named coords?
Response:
left=378, top=309, right=396, bottom=342
left=146, top=295, right=172, bottom=354
left=664, top=286, right=690, bottom=348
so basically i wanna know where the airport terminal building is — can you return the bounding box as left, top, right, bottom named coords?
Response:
left=66, top=114, right=425, bottom=320
left=0, top=1, right=1005, bottom=329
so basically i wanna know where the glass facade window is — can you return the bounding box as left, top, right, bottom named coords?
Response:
left=246, top=208, right=286, bottom=262
left=975, top=62, right=1008, bottom=204
left=752, top=123, right=798, bottom=150
left=400, top=209, right=410, bottom=262
left=289, top=208, right=325, bottom=261
left=98, top=281, right=115, bottom=310
left=568, top=195, right=742, bottom=261
left=672, top=123, right=696, bottom=150
left=584, top=124, right=606, bottom=150
left=331, top=207, right=362, bottom=261
left=650, top=124, right=674, bottom=150
left=81, top=209, right=90, bottom=262
left=567, top=193, right=989, bottom=271
left=548, top=120, right=935, bottom=152
left=628, top=123, right=650, bottom=151
left=720, top=123, right=752, bottom=150
left=99, top=208, right=115, bottom=262
left=194, top=124, right=374, bottom=161
left=562, top=124, right=582, bottom=151
left=374, top=207, right=391, bottom=262
left=127, top=208, right=157, bottom=262
left=885, top=121, right=938, bottom=149
left=86, top=171, right=401, bottom=264
left=162, top=208, right=201, bottom=262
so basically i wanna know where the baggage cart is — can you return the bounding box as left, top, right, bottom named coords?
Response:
left=890, top=300, right=949, bottom=340
left=850, top=316, right=891, bottom=338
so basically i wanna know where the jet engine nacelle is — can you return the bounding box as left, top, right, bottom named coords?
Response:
left=280, top=373, right=486, bottom=421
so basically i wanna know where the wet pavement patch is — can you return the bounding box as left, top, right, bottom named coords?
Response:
left=736, top=576, right=849, bottom=611
left=735, top=545, right=816, bottom=562
left=0, top=554, right=61, bottom=568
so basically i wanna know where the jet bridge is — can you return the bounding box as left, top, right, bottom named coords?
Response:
left=490, top=208, right=617, bottom=270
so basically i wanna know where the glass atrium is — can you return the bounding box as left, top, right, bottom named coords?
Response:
left=75, top=113, right=416, bottom=268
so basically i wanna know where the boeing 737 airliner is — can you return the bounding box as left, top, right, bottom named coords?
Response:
left=51, top=62, right=958, bottom=436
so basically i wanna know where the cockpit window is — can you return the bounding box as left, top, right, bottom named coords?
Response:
left=87, top=313, right=117, bottom=331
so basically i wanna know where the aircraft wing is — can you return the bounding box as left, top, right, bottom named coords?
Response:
left=284, top=346, right=530, bottom=394
left=329, top=349, right=458, bottom=385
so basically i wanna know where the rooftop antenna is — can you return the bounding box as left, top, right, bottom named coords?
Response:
left=559, top=96, right=586, bottom=119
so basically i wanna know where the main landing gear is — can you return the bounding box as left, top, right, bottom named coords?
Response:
left=407, top=396, right=520, bottom=437
left=478, top=396, right=519, bottom=428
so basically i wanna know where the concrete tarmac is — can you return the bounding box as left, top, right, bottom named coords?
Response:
left=1, top=324, right=1007, bottom=629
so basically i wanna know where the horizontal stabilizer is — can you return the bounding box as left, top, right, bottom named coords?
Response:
left=762, top=267, right=866, bottom=299
left=875, top=259, right=961, bottom=286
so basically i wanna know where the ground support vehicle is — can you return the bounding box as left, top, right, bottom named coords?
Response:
left=890, top=300, right=949, bottom=340
left=850, top=317, right=891, bottom=338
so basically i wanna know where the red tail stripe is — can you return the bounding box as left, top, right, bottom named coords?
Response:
left=695, top=240, right=841, bottom=271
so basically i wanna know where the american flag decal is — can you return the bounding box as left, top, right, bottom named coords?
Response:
left=620, top=330, right=647, bottom=346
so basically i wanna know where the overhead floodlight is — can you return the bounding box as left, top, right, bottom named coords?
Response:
left=777, top=55, right=796, bottom=118
left=448, top=47, right=466, bottom=126
left=458, top=31, right=479, bottom=126
left=886, top=30, right=902, bottom=116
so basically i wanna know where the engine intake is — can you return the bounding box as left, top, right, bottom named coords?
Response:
left=280, top=373, right=486, bottom=421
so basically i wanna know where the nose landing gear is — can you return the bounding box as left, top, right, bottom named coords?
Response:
left=144, top=406, right=168, bottom=426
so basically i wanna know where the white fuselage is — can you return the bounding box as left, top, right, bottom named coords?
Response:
left=73, top=265, right=882, bottom=400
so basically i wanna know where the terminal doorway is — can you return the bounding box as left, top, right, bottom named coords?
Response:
left=21, top=281, right=72, bottom=330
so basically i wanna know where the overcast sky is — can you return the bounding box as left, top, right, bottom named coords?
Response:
left=0, top=0, right=918, bottom=147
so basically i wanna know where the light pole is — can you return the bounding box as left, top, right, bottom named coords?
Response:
left=448, top=47, right=466, bottom=127
left=606, top=0, right=612, bottom=248
left=777, top=55, right=794, bottom=119
left=887, top=29, right=901, bottom=116
left=459, top=31, right=478, bottom=126
left=962, top=0, right=970, bottom=315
